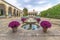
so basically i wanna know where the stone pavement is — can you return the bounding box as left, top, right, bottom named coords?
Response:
left=0, top=17, right=60, bottom=40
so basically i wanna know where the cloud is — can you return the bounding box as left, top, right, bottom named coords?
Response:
left=5, top=0, right=23, bottom=9
left=25, top=5, right=32, bottom=8
left=23, top=0, right=31, bottom=3
left=27, top=3, right=53, bottom=12
left=5, top=0, right=60, bottom=12
left=56, top=0, right=60, bottom=3
left=37, top=1, right=48, bottom=4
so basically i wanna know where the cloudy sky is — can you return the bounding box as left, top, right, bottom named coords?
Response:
left=5, top=0, right=60, bottom=12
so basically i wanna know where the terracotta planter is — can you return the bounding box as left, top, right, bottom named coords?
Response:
left=12, top=27, right=17, bottom=32
left=43, top=27, right=47, bottom=33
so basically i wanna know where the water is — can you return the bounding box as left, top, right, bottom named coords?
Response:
left=21, top=16, right=41, bottom=30
left=23, top=24, right=30, bottom=30
left=36, top=16, right=40, bottom=18
left=32, top=24, right=38, bottom=30
left=22, top=24, right=40, bottom=30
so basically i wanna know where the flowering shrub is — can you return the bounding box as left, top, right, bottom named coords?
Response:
left=36, top=18, right=40, bottom=23
left=8, top=21, right=20, bottom=28
left=40, top=21, right=51, bottom=28
left=21, top=18, right=26, bottom=22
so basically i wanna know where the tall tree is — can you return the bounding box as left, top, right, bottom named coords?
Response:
left=23, top=8, right=28, bottom=16
left=40, top=4, right=60, bottom=19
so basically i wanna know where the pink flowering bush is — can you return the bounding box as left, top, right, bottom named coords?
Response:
left=40, top=21, right=51, bottom=28
left=36, top=18, right=40, bottom=23
left=8, top=21, right=20, bottom=28
left=21, top=18, right=26, bottom=22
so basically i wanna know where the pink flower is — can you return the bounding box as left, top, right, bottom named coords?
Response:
left=40, top=21, right=51, bottom=28
left=36, top=18, right=40, bottom=23
left=21, top=18, right=26, bottom=22
left=8, top=21, right=20, bottom=28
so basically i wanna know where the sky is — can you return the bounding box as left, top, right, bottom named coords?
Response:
left=5, top=0, right=60, bottom=12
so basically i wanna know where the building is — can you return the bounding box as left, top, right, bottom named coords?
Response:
left=0, top=0, right=23, bottom=18
left=28, top=9, right=38, bottom=16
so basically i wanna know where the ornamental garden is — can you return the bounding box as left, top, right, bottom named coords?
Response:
left=8, top=16, right=51, bottom=33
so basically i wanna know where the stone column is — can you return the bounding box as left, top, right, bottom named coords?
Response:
left=20, top=12, right=22, bottom=17
left=19, top=13, right=20, bottom=17
left=18, top=11, right=20, bottom=17
left=15, top=10, right=17, bottom=17
left=5, top=5, right=9, bottom=18
left=18, top=12, right=20, bottom=17
left=11, top=8, right=14, bottom=17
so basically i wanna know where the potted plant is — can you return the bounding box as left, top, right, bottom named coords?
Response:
left=8, top=21, right=20, bottom=32
left=40, top=21, right=51, bottom=33
left=21, top=18, right=26, bottom=23
left=36, top=18, right=40, bottom=23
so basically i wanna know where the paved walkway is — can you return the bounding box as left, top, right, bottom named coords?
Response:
left=0, top=17, right=60, bottom=40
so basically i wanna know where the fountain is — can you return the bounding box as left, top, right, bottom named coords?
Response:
left=21, top=17, right=40, bottom=30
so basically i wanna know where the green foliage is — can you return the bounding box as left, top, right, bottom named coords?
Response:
left=0, top=14, right=1, bottom=16
left=23, top=8, right=28, bottom=16
left=40, top=4, right=60, bottom=19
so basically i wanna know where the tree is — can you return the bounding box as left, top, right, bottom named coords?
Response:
left=40, top=4, right=60, bottom=19
left=23, top=8, right=28, bottom=16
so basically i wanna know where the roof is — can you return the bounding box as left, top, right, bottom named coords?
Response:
left=28, top=11, right=37, bottom=14
left=1, top=0, right=21, bottom=10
